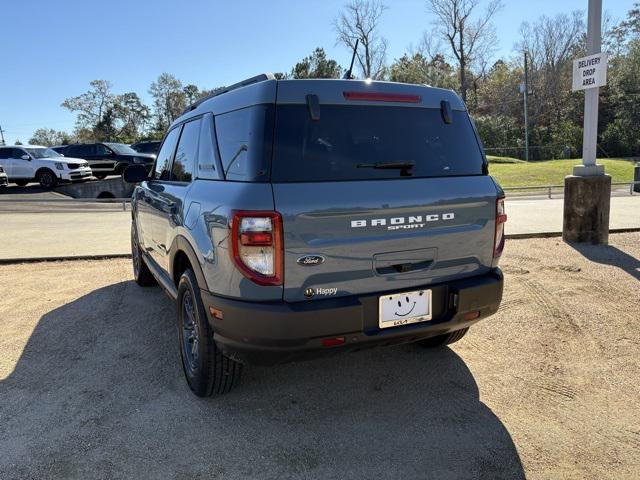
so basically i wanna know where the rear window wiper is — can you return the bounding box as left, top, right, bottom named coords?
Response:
left=356, top=162, right=415, bottom=170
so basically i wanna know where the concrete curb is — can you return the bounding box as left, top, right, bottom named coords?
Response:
left=0, top=253, right=131, bottom=265
left=1, top=228, right=639, bottom=264
left=506, top=227, right=640, bottom=240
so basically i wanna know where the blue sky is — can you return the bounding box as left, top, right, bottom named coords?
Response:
left=0, top=0, right=633, bottom=143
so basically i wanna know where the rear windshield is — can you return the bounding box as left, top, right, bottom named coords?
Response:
left=271, top=105, right=484, bottom=182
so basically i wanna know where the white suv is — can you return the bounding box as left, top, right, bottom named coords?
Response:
left=0, top=145, right=92, bottom=188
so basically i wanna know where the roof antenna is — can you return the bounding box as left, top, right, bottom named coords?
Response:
left=343, top=39, right=360, bottom=80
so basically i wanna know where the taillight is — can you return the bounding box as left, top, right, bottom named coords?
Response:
left=494, top=196, right=507, bottom=258
left=230, top=211, right=283, bottom=286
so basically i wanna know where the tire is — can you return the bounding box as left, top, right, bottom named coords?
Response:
left=177, top=269, right=242, bottom=396
left=37, top=169, right=58, bottom=189
left=418, top=328, right=469, bottom=348
left=131, top=223, right=156, bottom=287
left=95, top=173, right=108, bottom=180
left=15, top=180, right=29, bottom=187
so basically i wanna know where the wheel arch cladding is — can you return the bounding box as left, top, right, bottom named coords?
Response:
left=170, top=235, right=208, bottom=290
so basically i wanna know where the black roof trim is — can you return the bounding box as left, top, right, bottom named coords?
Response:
left=181, top=73, right=275, bottom=115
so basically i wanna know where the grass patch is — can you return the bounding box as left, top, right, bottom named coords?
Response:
left=489, top=158, right=636, bottom=188
left=486, top=155, right=526, bottom=164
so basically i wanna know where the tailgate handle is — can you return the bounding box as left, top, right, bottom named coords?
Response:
left=376, top=259, right=433, bottom=275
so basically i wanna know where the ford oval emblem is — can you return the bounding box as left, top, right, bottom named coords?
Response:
left=297, top=255, right=326, bottom=266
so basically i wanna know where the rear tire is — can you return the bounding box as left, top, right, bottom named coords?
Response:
left=177, top=269, right=242, bottom=396
left=15, top=180, right=29, bottom=187
left=131, top=223, right=156, bottom=287
left=418, top=328, right=469, bottom=348
left=95, top=173, right=108, bottom=180
left=37, top=169, right=58, bottom=189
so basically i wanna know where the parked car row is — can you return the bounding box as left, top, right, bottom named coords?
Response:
left=0, top=141, right=159, bottom=189
left=52, top=143, right=155, bottom=179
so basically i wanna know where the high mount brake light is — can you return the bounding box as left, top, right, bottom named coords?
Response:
left=343, top=91, right=422, bottom=103
left=230, top=211, right=283, bottom=286
left=493, top=196, right=507, bottom=258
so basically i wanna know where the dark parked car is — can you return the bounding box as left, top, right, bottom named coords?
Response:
left=64, top=143, right=154, bottom=179
left=130, top=141, right=161, bottom=156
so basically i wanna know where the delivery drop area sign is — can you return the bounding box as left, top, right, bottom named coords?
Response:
left=572, top=52, right=608, bottom=91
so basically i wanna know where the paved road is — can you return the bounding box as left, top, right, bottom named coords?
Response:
left=0, top=195, right=638, bottom=260
left=506, top=195, right=640, bottom=235
left=1, top=235, right=639, bottom=479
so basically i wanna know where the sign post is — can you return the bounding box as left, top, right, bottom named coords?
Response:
left=562, top=0, right=611, bottom=244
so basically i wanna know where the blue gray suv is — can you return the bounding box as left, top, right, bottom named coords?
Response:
left=125, top=73, right=507, bottom=396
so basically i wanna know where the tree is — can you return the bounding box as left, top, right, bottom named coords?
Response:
left=149, top=73, right=186, bottom=133
left=61, top=80, right=115, bottom=132
left=427, top=0, right=503, bottom=102
left=291, top=48, right=343, bottom=79
left=28, top=128, right=73, bottom=146
left=335, top=0, right=388, bottom=79
left=389, top=52, right=456, bottom=88
left=112, top=92, right=150, bottom=141
left=14, top=139, right=23, bottom=145
left=183, top=84, right=200, bottom=105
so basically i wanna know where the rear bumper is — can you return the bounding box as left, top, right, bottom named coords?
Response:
left=203, top=268, right=504, bottom=365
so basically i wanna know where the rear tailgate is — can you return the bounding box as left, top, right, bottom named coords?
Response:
left=271, top=79, right=498, bottom=302
left=274, top=176, right=498, bottom=302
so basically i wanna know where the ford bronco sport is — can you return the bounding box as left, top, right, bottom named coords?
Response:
left=125, top=74, right=506, bottom=396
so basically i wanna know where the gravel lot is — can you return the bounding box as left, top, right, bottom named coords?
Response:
left=1, top=234, right=639, bottom=479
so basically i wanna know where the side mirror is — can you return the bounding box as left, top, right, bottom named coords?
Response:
left=123, top=164, right=148, bottom=183
left=21, top=155, right=31, bottom=161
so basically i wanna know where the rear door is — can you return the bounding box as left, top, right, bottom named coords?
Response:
left=137, top=126, right=181, bottom=269
left=152, top=117, right=201, bottom=273
left=271, top=82, right=498, bottom=302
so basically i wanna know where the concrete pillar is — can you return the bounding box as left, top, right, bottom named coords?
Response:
left=634, top=164, right=640, bottom=193
left=563, top=174, right=611, bottom=244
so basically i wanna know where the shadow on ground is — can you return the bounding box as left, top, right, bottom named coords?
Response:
left=570, top=242, right=640, bottom=281
left=0, top=281, right=524, bottom=480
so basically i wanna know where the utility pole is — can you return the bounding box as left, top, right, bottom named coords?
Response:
left=0, top=125, right=6, bottom=146
left=523, top=52, right=530, bottom=162
left=563, top=0, right=610, bottom=245
left=580, top=0, right=602, bottom=173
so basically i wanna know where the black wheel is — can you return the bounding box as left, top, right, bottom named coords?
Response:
left=15, top=180, right=29, bottom=187
left=177, top=269, right=242, bottom=396
left=37, top=169, right=57, bottom=189
left=418, top=328, right=469, bottom=348
left=95, top=173, right=107, bottom=180
left=131, top=223, right=156, bottom=287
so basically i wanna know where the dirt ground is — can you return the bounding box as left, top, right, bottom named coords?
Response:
left=1, top=234, right=639, bottom=479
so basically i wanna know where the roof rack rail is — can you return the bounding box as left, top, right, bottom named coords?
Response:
left=181, top=73, right=276, bottom=115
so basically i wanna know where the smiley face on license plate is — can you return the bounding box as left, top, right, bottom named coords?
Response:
left=378, top=289, right=432, bottom=329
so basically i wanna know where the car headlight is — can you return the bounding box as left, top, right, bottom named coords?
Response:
left=55, top=162, right=64, bottom=170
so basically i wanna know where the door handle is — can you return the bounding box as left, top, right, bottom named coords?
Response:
left=161, top=201, right=176, bottom=213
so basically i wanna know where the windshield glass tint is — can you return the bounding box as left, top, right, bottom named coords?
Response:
left=105, top=143, right=138, bottom=155
left=271, top=105, right=484, bottom=182
left=25, top=148, right=61, bottom=159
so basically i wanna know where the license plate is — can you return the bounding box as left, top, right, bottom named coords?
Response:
left=379, top=289, right=432, bottom=329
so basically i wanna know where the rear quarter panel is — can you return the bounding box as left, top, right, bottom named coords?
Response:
left=184, top=180, right=280, bottom=301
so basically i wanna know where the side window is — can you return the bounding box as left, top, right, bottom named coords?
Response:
left=214, top=105, right=273, bottom=182
left=196, top=114, right=221, bottom=180
left=153, top=127, right=181, bottom=180
left=0, top=149, right=9, bottom=160
left=171, top=119, right=200, bottom=182
left=12, top=148, right=26, bottom=159
left=95, top=144, right=111, bottom=156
